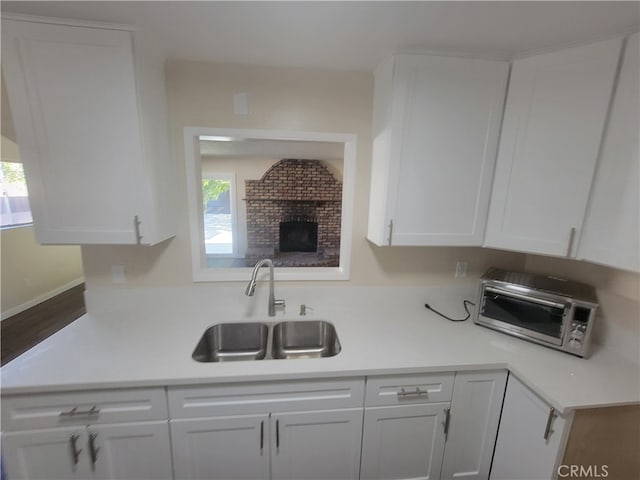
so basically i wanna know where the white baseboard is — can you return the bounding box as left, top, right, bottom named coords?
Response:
left=1, top=277, right=85, bottom=321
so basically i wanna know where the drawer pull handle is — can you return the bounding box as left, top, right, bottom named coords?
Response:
left=60, top=406, right=101, bottom=418
left=397, top=387, right=428, bottom=399
left=69, top=434, right=82, bottom=466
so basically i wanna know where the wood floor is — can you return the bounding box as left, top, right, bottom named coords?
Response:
left=1, top=283, right=86, bottom=365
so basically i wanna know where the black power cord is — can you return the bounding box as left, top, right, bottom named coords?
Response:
left=425, top=300, right=476, bottom=322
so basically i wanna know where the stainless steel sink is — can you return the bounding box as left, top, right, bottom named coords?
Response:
left=192, top=320, right=340, bottom=362
left=272, top=320, right=341, bottom=359
left=192, top=322, right=269, bottom=362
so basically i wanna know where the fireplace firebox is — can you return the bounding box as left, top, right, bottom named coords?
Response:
left=279, top=221, right=318, bottom=252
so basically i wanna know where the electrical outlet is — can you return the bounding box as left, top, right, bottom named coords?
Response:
left=455, top=261, right=468, bottom=278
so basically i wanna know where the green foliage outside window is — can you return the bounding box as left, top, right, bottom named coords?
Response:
left=202, top=179, right=230, bottom=208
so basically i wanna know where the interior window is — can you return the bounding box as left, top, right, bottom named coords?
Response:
left=184, top=128, right=356, bottom=282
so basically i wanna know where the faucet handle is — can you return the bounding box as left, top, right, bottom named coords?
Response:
left=274, top=299, right=286, bottom=311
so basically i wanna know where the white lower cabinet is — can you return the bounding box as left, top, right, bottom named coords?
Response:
left=2, top=371, right=517, bottom=480
left=2, top=427, right=93, bottom=480
left=360, top=403, right=448, bottom=480
left=1, top=387, right=173, bottom=480
left=441, top=370, right=507, bottom=480
left=168, top=379, right=365, bottom=480
left=89, top=421, right=173, bottom=480
left=490, top=375, right=572, bottom=480
left=270, top=409, right=363, bottom=480
left=170, top=414, right=269, bottom=480
left=170, top=409, right=363, bottom=480
left=2, top=421, right=173, bottom=480
left=360, top=370, right=507, bottom=480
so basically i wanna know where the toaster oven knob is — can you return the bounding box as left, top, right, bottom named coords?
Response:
left=568, top=327, right=585, bottom=349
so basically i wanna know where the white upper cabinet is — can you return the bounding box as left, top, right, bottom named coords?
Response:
left=367, top=54, right=509, bottom=246
left=577, top=33, right=640, bottom=272
left=484, top=38, right=622, bottom=257
left=1, top=16, right=175, bottom=245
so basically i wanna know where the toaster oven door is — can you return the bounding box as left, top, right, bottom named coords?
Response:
left=479, top=286, right=567, bottom=346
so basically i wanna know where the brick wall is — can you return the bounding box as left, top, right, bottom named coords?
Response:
left=245, top=159, right=342, bottom=267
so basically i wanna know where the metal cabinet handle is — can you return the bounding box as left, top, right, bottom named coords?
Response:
left=134, top=215, right=143, bottom=244
left=397, top=387, right=428, bottom=399
left=260, top=421, right=264, bottom=454
left=387, top=220, right=394, bottom=246
left=60, top=406, right=101, bottom=418
left=544, top=408, right=556, bottom=440
left=69, top=434, right=82, bottom=466
left=276, top=419, right=280, bottom=450
left=88, top=432, right=100, bottom=471
left=566, top=227, right=576, bottom=257
left=443, top=408, right=451, bottom=436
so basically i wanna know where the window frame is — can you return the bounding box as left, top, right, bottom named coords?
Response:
left=184, top=127, right=356, bottom=282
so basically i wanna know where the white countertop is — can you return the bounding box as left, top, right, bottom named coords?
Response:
left=2, top=284, right=639, bottom=415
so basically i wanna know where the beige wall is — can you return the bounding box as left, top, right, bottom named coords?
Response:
left=1, top=226, right=83, bottom=318
left=525, top=254, right=639, bottom=301
left=81, top=59, right=639, bottom=298
left=1, top=136, right=84, bottom=318
left=81, top=60, right=525, bottom=288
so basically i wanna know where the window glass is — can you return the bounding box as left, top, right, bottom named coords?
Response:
left=1, top=162, right=32, bottom=228
left=203, top=174, right=234, bottom=262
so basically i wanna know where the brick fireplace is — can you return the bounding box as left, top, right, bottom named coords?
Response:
left=245, top=159, right=342, bottom=267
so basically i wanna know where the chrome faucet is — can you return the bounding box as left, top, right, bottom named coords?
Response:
left=245, top=258, right=285, bottom=316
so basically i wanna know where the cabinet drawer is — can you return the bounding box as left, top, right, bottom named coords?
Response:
left=168, top=378, right=365, bottom=418
left=365, top=373, right=454, bottom=406
left=1, top=387, right=168, bottom=431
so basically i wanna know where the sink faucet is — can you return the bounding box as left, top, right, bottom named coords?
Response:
left=245, top=258, right=285, bottom=316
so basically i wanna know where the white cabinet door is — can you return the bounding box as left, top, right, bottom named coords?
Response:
left=577, top=33, right=640, bottom=272
left=484, top=38, right=622, bottom=257
left=490, top=375, right=571, bottom=480
left=360, top=403, right=448, bottom=480
left=441, top=370, right=507, bottom=480
left=271, top=408, right=363, bottom=480
left=170, top=414, right=270, bottom=480
left=368, top=54, right=508, bottom=246
left=91, top=421, right=173, bottom=480
left=1, top=16, right=174, bottom=245
left=2, top=427, right=92, bottom=480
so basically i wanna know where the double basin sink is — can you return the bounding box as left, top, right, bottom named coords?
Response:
left=192, top=320, right=341, bottom=362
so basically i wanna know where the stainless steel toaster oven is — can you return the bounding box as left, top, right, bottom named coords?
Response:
left=475, top=268, right=598, bottom=357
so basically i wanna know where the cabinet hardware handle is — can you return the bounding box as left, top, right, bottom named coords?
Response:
left=397, top=387, right=428, bottom=399
left=544, top=408, right=556, bottom=440
left=69, top=434, right=82, bottom=466
left=134, top=215, right=143, bottom=244
left=60, top=406, right=100, bottom=418
left=260, top=420, right=264, bottom=454
left=276, top=419, right=280, bottom=450
left=88, top=432, right=100, bottom=471
left=443, top=408, right=451, bottom=436
left=566, top=227, right=576, bottom=257
left=387, top=220, right=394, bottom=246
